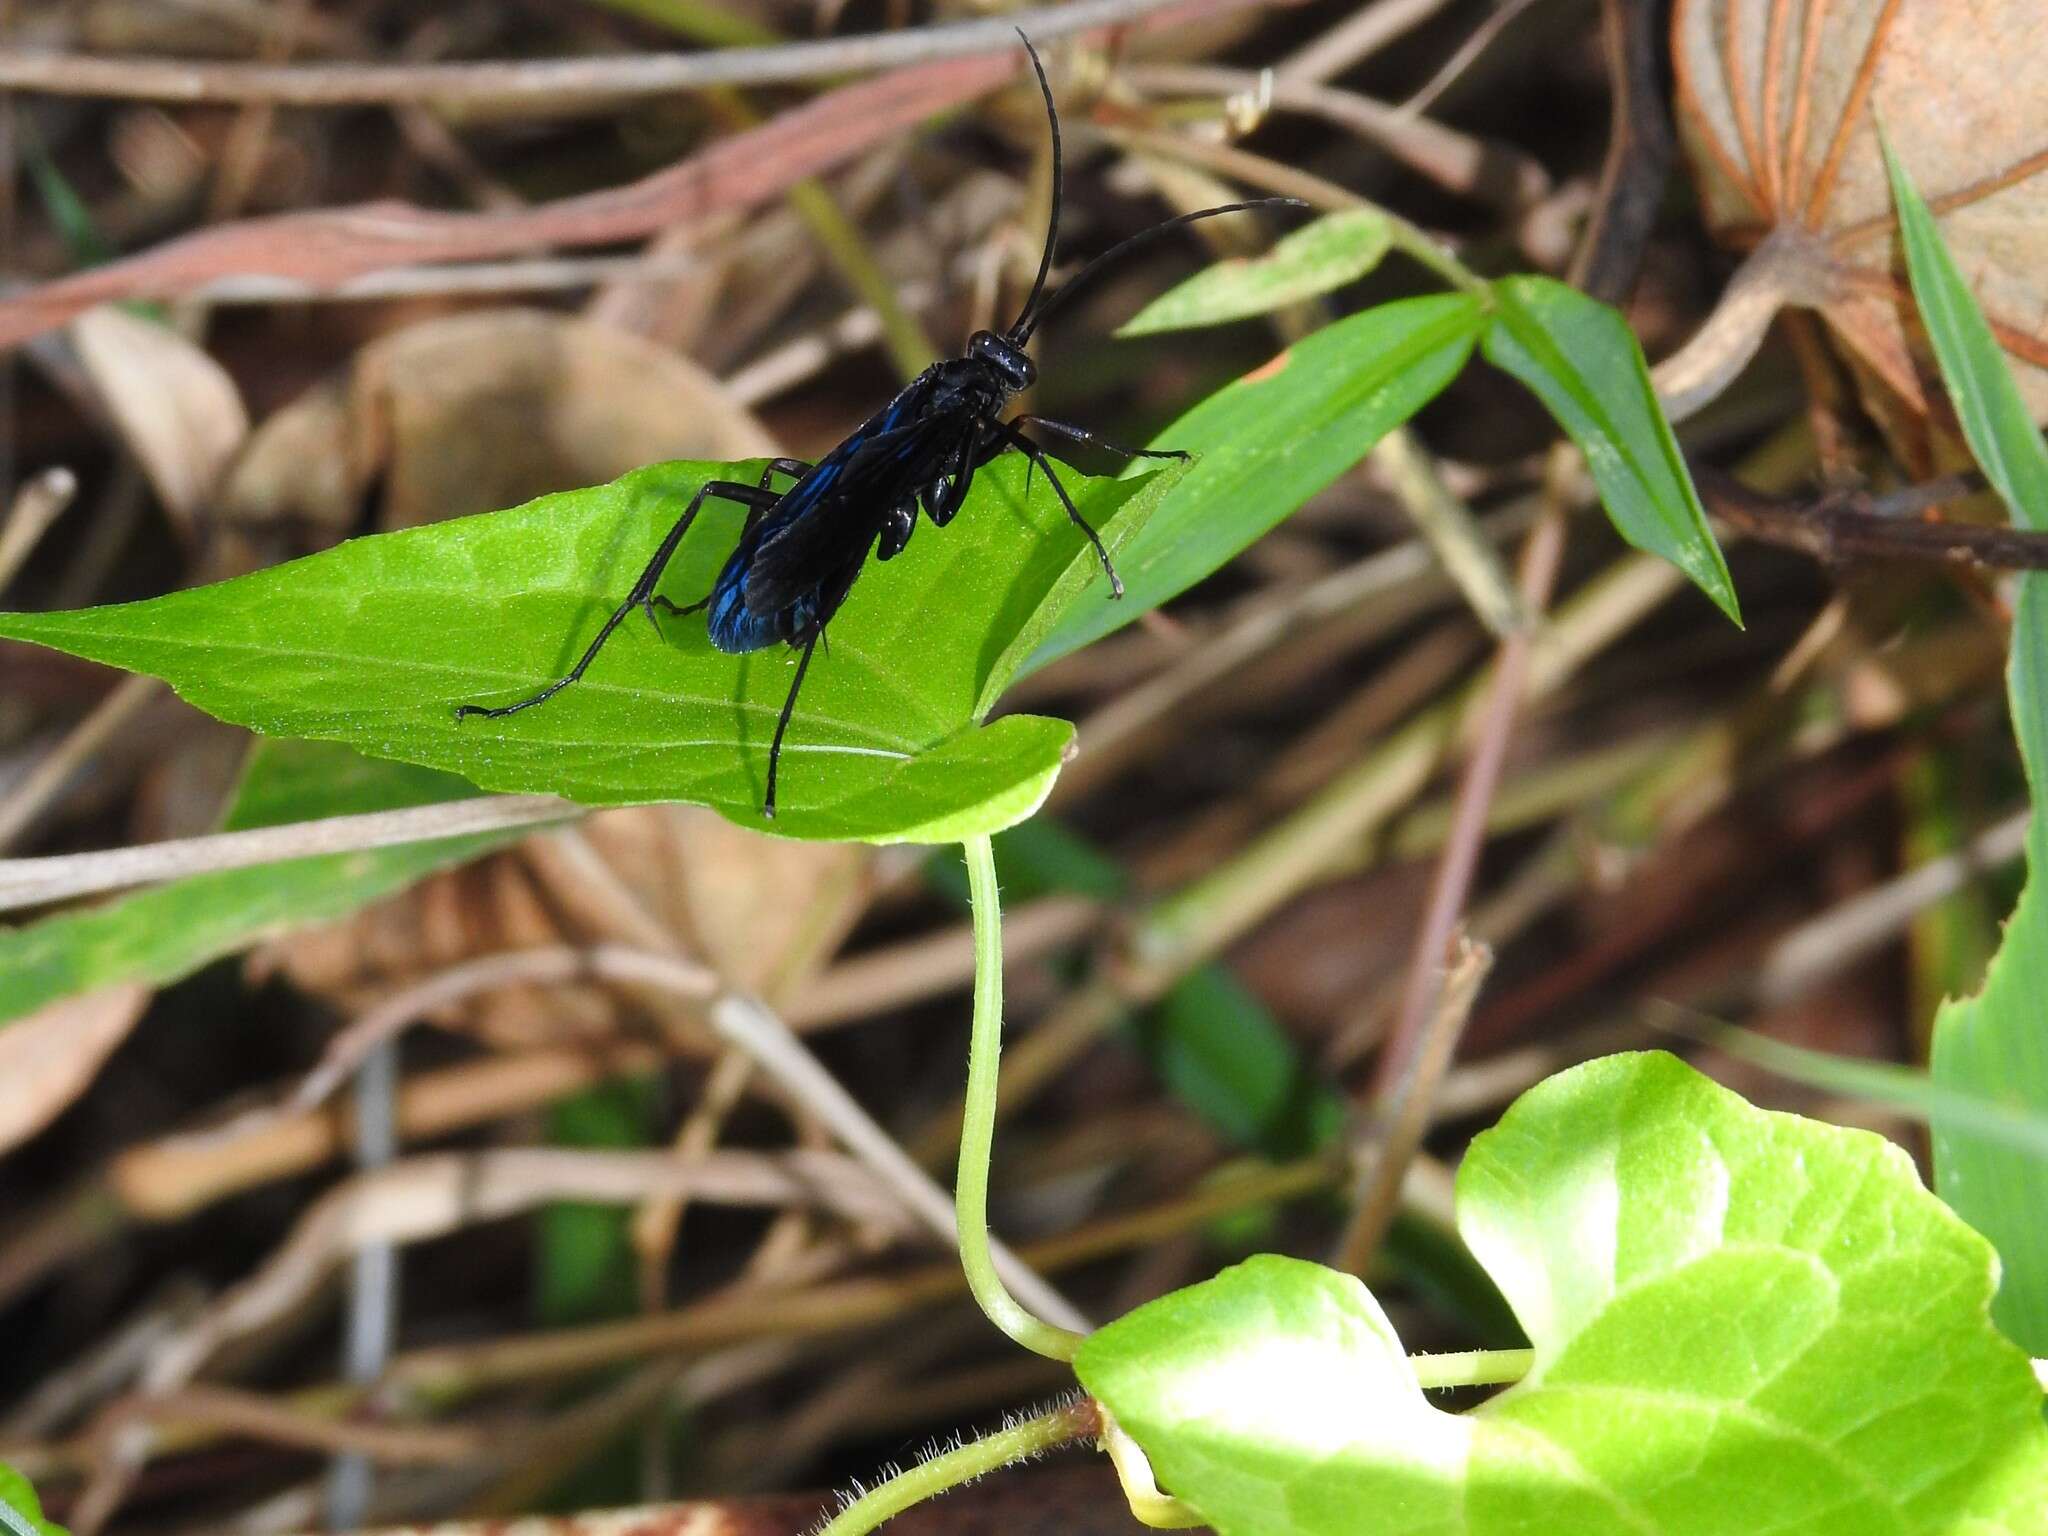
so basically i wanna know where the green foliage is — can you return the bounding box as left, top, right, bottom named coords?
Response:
left=1077, top=1053, right=2048, bottom=1536
left=1887, top=140, right=2048, bottom=1355
left=1031, top=293, right=1486, bottom=665
left=537, top=1078, right=659, bottom=1325
left=0, top=458, right=1177, bottom=844
left=1117, top=211, right=1393, bottom=336
left=0, top=741, right=519, bottom=1029
left=1481, top=275, right=1740, bottom=623
left=933, top=822, right=1347, bottom=1162
left=0, top=1464, right=66, bottom=1536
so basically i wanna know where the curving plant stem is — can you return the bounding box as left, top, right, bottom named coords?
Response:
left=957, top=835, right=1087, bottom=1361
left=813, top=1395, right=1099, bottom=1536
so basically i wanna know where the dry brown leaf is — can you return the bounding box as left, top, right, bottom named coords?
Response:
left=70, top=306, right=249, bottom=530
left=0, top=982, right=151, bottom=1154
left=1673, top=0, right=2048, bottom=427
left=249, top=806, right=870, bottom=1049
left=220, top=308, right=777, bottom=546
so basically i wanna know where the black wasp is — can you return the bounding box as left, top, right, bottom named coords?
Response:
left=457, top=32, right=1301, bottom=817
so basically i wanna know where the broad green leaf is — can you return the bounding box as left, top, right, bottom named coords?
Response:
left=0, top=740, right=520, bottom=1029
left=0, top=1464, right=65, bottom=1536
left=1483, top=275, right=1740, bottom=624
left=0, top=457, right=1176, bottom=844
left=1887, top=141, right=2048, bottom=1355
left=1078, top=1052, right=2048, bottom=1536
left=1032, top=294, right=1486, bottom=666
left=1117, top=211, right=1393, bottom=337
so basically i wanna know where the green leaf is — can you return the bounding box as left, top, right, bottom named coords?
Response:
left=1885, top=139, right=2048, bottom=1355
left=1116, top=211, right=1393, bottom=337
left=1932, top=576, right=2048, bottom=1354
left=1883, top=138, right=2048, bottom=536
left=537, top=1078, right=657, bottom=1325
left=0, top=741, right=519, bottom=1029
left=1078, top=1052, right=2048, bottom=1536
left=1, top=1462, right=69, bottom=1536
left=1482, top=275, right=1740, bottom=624
left=0, top=457, right=1176, bottom=844
left=1133, top=966, right=1342, bottom=1161
left=1032, top=294, right=1486, bottom=666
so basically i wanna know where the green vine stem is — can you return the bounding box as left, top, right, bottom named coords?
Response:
left=958, top=834, right=1088, bottom=1361
left=813, top=1396, right=1100, bottom=1536
left=1410, top=1347, right=1535, bottom=1390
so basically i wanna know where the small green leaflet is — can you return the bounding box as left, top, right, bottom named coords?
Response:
left=1117, top=210, right=1393, bottom=336
left=1033, top=293, right=1486, bottom=666
left=0, top=457, right=1179, bottom=844
left=1483, top=275, right=1740, bottom=624
left=1886, top=138, right=2048, bottom=1356
left=1, top=1463, right=67, bottom=1536
left=1077, top=1053, right=2048, bottom=1536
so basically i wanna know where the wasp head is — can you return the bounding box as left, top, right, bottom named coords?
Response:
left=968, top=330, right=1036, bottom=393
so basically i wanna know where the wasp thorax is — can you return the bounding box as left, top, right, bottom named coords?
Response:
left=968, top=330, right=1036, bottom=391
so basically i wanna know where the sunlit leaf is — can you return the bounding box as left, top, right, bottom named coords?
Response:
left=1078, top=1053, right=2048, bottom=1536
left=1117, top=210, right=1393, bottom=337
left=1033, top=294, right=1486, bottom=665
left=0, top=457, right=1178, bottom=844
left=1483, top=275, right=1740, bottom=623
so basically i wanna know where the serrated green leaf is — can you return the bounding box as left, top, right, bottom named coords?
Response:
left=1078, top=1052, right=2048, bottom=1536
left=0, top=1465, right=65, bottom=1536
left=1117, top=211, right=1394, bottom=337
left=1033, top=294, right=1485, bottom=666
left=0, top=740, right=521, bottom=1029
left=1483, top=275, right=1740, bottom=624
left=0, top=457, right=1175, bottom=844
left=1886, top=140, right=2048, bottom=1356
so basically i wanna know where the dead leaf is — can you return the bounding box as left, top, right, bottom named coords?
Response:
left=1673, top=0, right=2048, bottom=423
left=249, top=805, right=869, bottom=1048
left=220, top=308, right=778, bottom=547
left=71, top=306, right=249, bottom=531
left=0, top=983, right=151, bottom=1154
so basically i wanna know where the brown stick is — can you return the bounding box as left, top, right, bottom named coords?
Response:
left=1697, top=468, right=2048, bottom=571
left=0, top=0, right=1241, bottom=106
left=0, top=0, right=1278, bottom=351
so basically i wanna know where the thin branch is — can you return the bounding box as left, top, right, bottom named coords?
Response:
left=0, top=467, right=77, bottom=589
left=1698, top=468, right=2048, bottom=570
left=0, top=675, right=160, bottom=851
left=1755, top=807, right=2029, bottom=1010
left=1335, top=937, right=1492, bottom=1272
left=115, top=1384, right=480, bottom=1465
left=1125, top=63, right=1548, bottom=212
left=0, top=0, right=1255, bottom=106
left=0, top=794, right=575, bottom=911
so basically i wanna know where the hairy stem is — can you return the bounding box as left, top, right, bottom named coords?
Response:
left=815, top=1396, right=1098, bottom=1536
left=958, top=835, right=1087, bottom=1361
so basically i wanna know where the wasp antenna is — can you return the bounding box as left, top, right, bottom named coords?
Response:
left=1006, top=29, right=1063, bottom=342
left=1012, top=197, right=1309, bottom=346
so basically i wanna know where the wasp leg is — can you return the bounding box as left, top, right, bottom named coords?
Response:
left=762, top=631, right=822, bottom=820
left=645, top=481, right=791, bottom=625
left=993, top=420, right=1122, bottom=598
left=455, top=479, right=776, bottom=721
left=1010, top=414, right=1189, bottom=467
